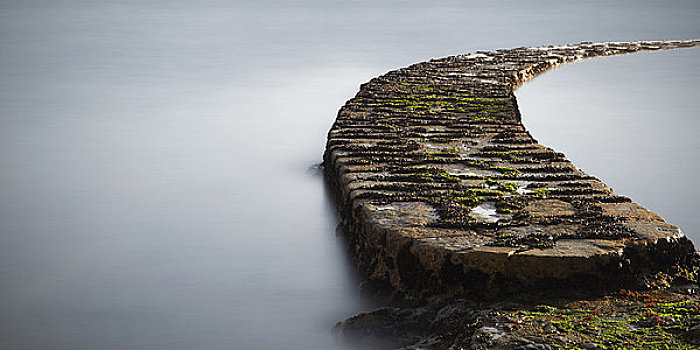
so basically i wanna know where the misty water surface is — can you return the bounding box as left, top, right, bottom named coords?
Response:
left=0, top=1, right=697, bottom=349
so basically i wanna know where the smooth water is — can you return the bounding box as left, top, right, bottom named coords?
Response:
left=0, top=1, right=697, bottom=349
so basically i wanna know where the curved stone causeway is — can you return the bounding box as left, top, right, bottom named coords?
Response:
left=324, top=40, right=699, bottom=300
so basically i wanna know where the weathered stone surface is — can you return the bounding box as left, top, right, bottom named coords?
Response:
left=335, top=285, right=700, bottom=349
left=324, top=40, right=699, bottom=301
left=686, top=323, right=700, bottom=345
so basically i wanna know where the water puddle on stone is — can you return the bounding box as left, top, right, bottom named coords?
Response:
left=470, top=202, right=509, bottom=223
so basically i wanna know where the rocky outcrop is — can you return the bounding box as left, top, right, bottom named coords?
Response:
left=333, top=282, right=700, bottom=349
left=324, top=40, right=700, bottom=302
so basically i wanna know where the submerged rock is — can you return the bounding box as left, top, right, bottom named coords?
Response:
left=336, top=283, right=700, bottom=349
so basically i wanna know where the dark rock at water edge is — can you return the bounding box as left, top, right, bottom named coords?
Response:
left=324, top=40, right=700, bottom=349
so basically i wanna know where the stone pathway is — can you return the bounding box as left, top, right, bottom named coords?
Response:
left=324, top=40, right=699, bottom=300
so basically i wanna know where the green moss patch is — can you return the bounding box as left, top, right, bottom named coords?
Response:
left=504, top=290, right=700, bottom=349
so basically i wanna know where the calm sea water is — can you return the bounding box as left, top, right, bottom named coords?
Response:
left=0, top=1, right=698, bottom=349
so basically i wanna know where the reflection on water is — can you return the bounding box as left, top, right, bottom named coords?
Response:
left=0, top=0, right=697, bottom=349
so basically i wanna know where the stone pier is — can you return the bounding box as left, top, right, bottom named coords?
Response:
left=324, top=40, right=699, bottom=301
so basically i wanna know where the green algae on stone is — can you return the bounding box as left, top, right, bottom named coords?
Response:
left=505, top=290, right=700, bottom=349
left=324, top=40, right=699, bottom=305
